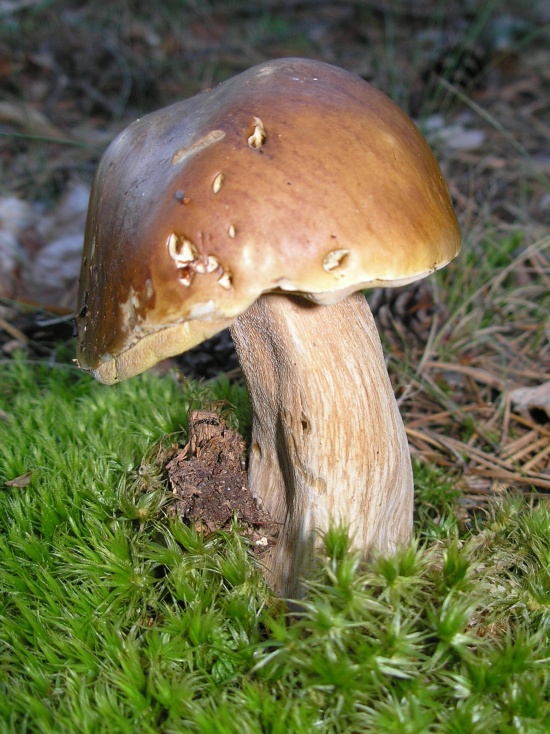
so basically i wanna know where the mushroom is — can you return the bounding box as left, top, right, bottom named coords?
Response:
left=76, top=58, right=461, bottom=597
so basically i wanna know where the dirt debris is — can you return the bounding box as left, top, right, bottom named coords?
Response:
left=166, top=408, right=278, bottom=551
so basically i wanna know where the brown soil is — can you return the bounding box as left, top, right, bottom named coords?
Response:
left=166, top=408, right=278, bottom=550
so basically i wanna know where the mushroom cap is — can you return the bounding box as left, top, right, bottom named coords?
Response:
left=76, top=57, right=461, bottom=384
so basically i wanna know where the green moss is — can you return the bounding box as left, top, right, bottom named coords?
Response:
left=1, top=359, right=549, bottom=732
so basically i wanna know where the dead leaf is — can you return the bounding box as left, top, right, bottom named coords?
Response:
left=510, top=381, right=550, bottom=420
left=4, top=471, right=32, bottom=488
left=0, top=100, right=67, bottom=139
left=20, top=182, right=90, bottom=310
left=0, top=196, right=36, bottom=298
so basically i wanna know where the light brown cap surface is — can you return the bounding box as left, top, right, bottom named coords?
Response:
left=76, top=57, right=461, bottom=384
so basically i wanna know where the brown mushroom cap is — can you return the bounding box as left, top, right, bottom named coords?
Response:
left=76, top=57, right=460, bottom=384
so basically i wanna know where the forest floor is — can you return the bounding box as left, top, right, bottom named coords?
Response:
left=1, top=0, right=549, bottom=507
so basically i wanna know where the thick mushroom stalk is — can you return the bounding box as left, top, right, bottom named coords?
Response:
left=231, top=291, right=412, bottom=597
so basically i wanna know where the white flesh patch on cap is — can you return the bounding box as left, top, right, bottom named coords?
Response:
left=248, top=117, right=266, bottom=149
left=206, top=255, right=220, bottom=273
left=189, top=300, right=220, bottom=319
left=167, top=233, right=198, bottom=264
left=212, top=172, right=224, bottom=193
left=119, top=285, right=143, bottom=326
left=171, top=129, right=226, bottom=165
left=322, top=249, right=350, bottom=273
left=276, top=278, right=299, bottom=292
left=167, top=233, right=231, bottom=289
left=217, top=270, right=233, bottom=289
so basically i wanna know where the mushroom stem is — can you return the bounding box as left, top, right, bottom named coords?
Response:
left=230, top=290, right=413, bottom=597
